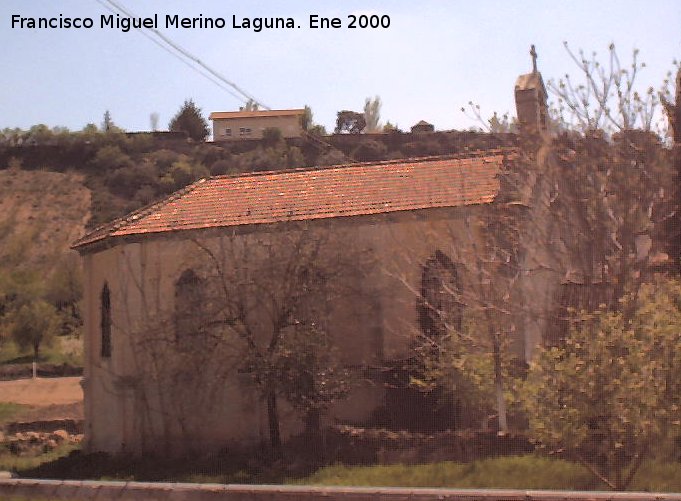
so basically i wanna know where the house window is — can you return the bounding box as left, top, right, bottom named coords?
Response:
left=224, top=128, right=232, bottom=137
left=239, top=127, right=252, bottom=137
left=100, top=283, right=112, bottom=358
left=175, top=269, right=205, bottom=342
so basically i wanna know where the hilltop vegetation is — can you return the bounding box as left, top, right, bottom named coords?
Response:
left=0, top=126, right=513, bottom=227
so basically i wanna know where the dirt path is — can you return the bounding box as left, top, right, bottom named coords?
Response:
left=0, top=377, right=82, bottom=406
left=0, top=377, right=84, bottom=422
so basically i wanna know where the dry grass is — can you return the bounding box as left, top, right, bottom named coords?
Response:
left=0, top=168, right=90, bottom=274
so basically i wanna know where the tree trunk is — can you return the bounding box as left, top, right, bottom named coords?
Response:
left=32, top=343, right=39, bottom=379
left=266, top=389, right=281, bottom=455
left=484, top=305, right=508, bottom=433
left=493, top=337, right=508, bottom=432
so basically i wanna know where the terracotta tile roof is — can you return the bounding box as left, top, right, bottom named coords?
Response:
left=72, top=151, right=510, bottom=250
left=209, top=109, right=305, bottom=120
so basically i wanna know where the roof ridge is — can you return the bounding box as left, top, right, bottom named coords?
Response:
left=209, top=148, right=516, bottom=181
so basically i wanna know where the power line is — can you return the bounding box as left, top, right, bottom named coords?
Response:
left=94, top=0, right=244, bottom=103
left=95, top=0, right=270, bottom=109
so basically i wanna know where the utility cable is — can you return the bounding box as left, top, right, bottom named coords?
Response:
left=95, top=0, right=269, bottom=109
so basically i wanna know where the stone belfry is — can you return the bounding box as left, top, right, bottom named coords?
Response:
left=514, top=45, right=549, bottom=134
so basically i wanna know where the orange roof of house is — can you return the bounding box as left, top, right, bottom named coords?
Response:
left=72, top=151, right=510, bottom=251
left=209, top=109, right=305, bottom=120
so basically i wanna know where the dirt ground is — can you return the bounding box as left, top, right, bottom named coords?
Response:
left=0, top=377, right=84, bottom=421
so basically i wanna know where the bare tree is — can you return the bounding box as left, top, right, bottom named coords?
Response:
left=186, top=223, right=370, bottom=453
left=389, top=48, right=678, bottom=435
left=549, top=43, right=667, bottom=134
left=382, top=159, right=526, bottom=433
left=103, top=250, right=239, bottom=456
left=661, top=65, right=681, bottom=264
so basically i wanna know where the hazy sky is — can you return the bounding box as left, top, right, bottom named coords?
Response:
left=1, top=1, right=679, bottom=133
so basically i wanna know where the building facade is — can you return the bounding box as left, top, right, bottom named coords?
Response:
left=72, top=54, right=569, bottom=455
left=209, top=109, right=305, bottom=141
left=72, top=148, right=567, bottom=455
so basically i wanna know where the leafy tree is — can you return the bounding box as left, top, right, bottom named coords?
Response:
left=149, top=149, right=180, bottom=173
left=301, top=105, right=328, bottom=137
left=523, top=280, right=681, bottom=490
left=6, top=299, right=61, bottom=362
left=275, top=322, right=353, bottom=436
left=92, top=145, right=133, bottom=172
left=27, top=124, right=53, bottom=144
left=334, top=110, right=366, bottom=134
left=80, top=123, right=100, bottom=140
left=308, top=124, right=327, bottom=137
left=106, top=163, right=159, bottom=198
left=169, top=99, right=209, bottom=141
left=301, top=105, right=313, bottom=131
left=44, top=254, right=83, bottom=336
left=163, top=158, right=209, bottom=190
left=363, top=96, right=382, bottom=132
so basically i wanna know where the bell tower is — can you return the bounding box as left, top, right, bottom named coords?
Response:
left=514, top=45, right=548, bottom=134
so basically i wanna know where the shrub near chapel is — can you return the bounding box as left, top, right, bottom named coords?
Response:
left=524, top=280, right=681, bottom=491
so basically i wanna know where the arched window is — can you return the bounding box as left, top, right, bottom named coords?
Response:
left=174, top=269, right=205, bottom=341
left=417, top=250, right=462, bottom=340
left=100, top=283, right=112, bottom=358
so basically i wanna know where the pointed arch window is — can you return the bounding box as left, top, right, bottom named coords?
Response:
left=417, top=250, right=463, bottom=340
left=175, top=269, right=205, bottom=341
left=100, top=283, right=112, bottom=358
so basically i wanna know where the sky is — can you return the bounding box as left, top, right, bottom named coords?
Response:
left=1, top=0, right=680, bottom=134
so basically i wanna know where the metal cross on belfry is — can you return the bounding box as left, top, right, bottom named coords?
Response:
left=530, top=44, right=538, bottom=73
